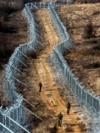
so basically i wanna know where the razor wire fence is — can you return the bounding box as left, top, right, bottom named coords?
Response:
left=48, top=4, right=100, bottom=116
left=0, top=2, right=100, bottom=132
left=0, top=3, right=65, bottom=132
left=0, top=3, right=43, bottom=133
left=47, top=4, right=100, bottom=132
left=0, top=122, right=14, bottom=133
left=27, top=1, right=100, bottom=124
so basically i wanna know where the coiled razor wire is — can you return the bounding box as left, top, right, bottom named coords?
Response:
left=0, top=3, right=43, bottom=133
left=0, top=2, right=100, bottom=133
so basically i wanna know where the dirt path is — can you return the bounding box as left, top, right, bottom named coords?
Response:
left=19, top=9, right=87, bottom=132
left=27, top=9, right=86, bottom=132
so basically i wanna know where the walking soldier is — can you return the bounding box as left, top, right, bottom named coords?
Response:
left=57, top=112, right=63, bottom=127
left=39, top=82, right=42, bottom=92
left=66, top=101, right=71, bottom=114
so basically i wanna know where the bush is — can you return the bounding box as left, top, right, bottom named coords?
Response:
left=84, top=20, right=95, bottom=39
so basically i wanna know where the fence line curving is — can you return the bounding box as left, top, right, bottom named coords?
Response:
left=28, top=3, right=100, bottom=131
left=47, top=4, right=100, bottom=116
left=47, top=4, right=100, bottom=132
left=0, top=3, right=43, bottom=133
left=0, top=2, right=100, bottom=132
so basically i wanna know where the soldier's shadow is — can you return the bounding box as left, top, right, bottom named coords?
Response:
left=49, top=125, right=58, bottom=133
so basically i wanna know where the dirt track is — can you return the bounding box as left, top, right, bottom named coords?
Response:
left=19, top=9, right=87, bottom=132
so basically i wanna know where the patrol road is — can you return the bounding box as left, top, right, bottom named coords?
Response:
left=20, top=8, right=87, bottom=133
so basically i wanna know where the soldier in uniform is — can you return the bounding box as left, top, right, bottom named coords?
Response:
left=39, top=82, right=42, bottom=92
left=66, top=101, right=71, bottom=114
left=57, top=112, right=63, bottom=127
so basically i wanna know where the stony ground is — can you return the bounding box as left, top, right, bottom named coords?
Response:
left=56, top=3, right=100, bottom=96
left=17, top=8, right=87, bottom=133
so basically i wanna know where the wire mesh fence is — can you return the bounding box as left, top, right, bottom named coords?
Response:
left=0, top=2, right=100, bottom=133
left=0, top=3, right=43, bottom=133
left=48, top=4, right=100, bottom=132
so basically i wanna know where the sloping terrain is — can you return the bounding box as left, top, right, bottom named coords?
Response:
left=0, top=10, right=28, bottom=66
left=0, top=9, right=28, bottom=106
left=56, top=3, right=100, bottom=96
left=17, top=8, right=87, bottom=133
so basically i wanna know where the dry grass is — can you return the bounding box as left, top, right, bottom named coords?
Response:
left=56, top=3, right=100, bottom=95
left=31, top=119, right=57, bottom=133
left=75, top=0, right=100, bottom=3
left=0, top=8, right=28, bottom=103
left=0, top=9, right=28, bottom=66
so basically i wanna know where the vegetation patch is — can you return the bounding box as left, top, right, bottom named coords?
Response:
left=56, top=3, right=100, bottom=95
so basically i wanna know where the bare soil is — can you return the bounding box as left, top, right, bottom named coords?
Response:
left=0, top=9, right=28, bottom=105
left=56, top=3, right=100, bottom=96
left=17, top=9, right=87, bottom=133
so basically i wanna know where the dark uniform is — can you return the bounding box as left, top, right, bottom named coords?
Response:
left=39, top=82, right=42, bottom=92
left=66, top=102, right=71, bottom=114
left=57, top=112, right=63, bottom=126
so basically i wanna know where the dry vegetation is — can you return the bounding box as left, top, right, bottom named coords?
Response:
left=0, top=7, right=28, bottom=106
left=16, top=8, right=88, bottom=133
left=0, top=2, right=95, bottom=133
left=0, top=9, right=28, bottom=66
left=56, top=3, right=100, bottom=95
left=16, top=9, right=57, bottom=133
left=75, top=0, right=100, bottom=3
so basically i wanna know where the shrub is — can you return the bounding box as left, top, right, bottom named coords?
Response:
left=84, top=20, right=95, bottom=39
